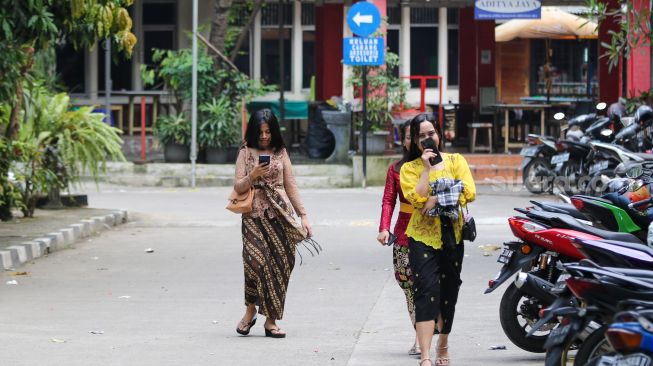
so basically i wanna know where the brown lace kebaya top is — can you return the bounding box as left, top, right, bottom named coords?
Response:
left=233, top=147, right=306, bottom=219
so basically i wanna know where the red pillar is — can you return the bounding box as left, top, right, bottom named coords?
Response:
left=598, top=0, right=623, bottom=104
left=315, top=4, right=343, bottom=101
left=459, top=8, right=477, bottom=105
left=626, top=0, right=651, bottom=97
left=459, top=8, right=495, bottom=106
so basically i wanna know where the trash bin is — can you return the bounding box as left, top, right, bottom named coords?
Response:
left=322, top=110, right=351, bottom=164
left=304, top=104, right=336, bottom=159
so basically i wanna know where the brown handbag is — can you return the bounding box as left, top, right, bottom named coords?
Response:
left=226, top=147, right=254, bottom=214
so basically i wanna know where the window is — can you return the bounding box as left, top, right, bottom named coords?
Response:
left=261, top=3, right=293, bottom=91
left=261, top=29, right=291, bottom=91
left=56, top=42, right=85, bottom=94
left=530, top=39, right=598, bottom=97
left=302, top=3, right=315, bottom=89
left=98, top=44, right=133, bottom=91
left=141, top=1, right=176, bottom=90
left=410, top=8, right=438, bottom=88
left=387, top=6, right=400, bottom=25
left=387, top=29, right=400, bottom=78
left=410, top=27, right=438, bottom=87
left=302, top=31, right=315, bottom=89
left=448, top=29, right=458, bottom=86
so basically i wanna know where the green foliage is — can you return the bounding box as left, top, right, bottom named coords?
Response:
left=155, top=114, right=191, bottom=146
left=142, top=43, right=273, bottom=148
left=199, top=97, right=240, bottom=149
left=0, top=0, right=136, bottom=104
left=143, top=47, right=218, bottom=112
left=624, top=91, right=653, bottom=114
left=587, top=0, right=653, bottom=72
left=21, top=89, right=126, bottom=184
left=347, top=51, right=406, bottom=132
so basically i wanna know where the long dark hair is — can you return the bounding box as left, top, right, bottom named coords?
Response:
left=407, top=113, right=443, bottom=162
left=244, top=108, right=285, bottom=152
left=393, top=120, right=411, bottom=172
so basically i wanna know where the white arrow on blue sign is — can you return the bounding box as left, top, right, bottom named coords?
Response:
left=346, top=2, right=381, bottom=37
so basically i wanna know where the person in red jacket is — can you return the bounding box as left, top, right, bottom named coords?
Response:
left=376, top=121, right=419, bottom=355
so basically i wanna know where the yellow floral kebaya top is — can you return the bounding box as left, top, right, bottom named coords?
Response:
left=400, top=153, right=476, bottom=249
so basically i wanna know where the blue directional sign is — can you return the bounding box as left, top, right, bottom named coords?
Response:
left=346, top=2, right=381, bottom=37
left=343, top=37, right=384, bottom=66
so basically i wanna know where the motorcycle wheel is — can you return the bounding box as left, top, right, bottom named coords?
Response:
left=499, top=283, right=554, bottom=353
left=545, top=338, right=582, bottom=366
left=559, top=159, right=581, bottom=196
left=583, top=176, right=608, bottom=197
left=523, top=157, right=552, bottom=194
left=573, top=325, right=612, bottom=366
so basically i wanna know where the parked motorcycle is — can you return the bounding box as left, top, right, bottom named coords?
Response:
left=521, top=134, right=558, bottom=194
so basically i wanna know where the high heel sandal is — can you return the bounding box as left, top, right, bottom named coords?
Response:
left=236, top=316, right=257, bottom=336
left=408, top=343, right=421, bottom=356
left=419, top=359, right=434, bottom=366
left=435, top=346, right=450, bottom=366
left=264, top=326, right=286, bottom=338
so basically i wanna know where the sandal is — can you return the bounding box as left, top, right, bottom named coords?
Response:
left=236, top=316, right=257, bottom=336
left=264, top=326, right=286, bottom=338
left=408, top=343, right=421, bottom=356
left=420, top=359, right=434, bottom=366
left=435, top=346, right=450, bottom=366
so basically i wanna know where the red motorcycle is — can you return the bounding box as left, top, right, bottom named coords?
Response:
left=485, top=207, right=641, bottom=353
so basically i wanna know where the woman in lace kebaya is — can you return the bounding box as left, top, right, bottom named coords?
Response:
left=232, top=109, right=315, bottom=338
left=400, top=113, right=476, bottom=366
left=376, top=121, right=420, bottom=356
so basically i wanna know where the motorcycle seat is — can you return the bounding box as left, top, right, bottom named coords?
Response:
left=560, top=140, right=590, bottom=149
left=588, top=239, right=653, bottom=258
left=633, top=153, right=653, bottom=161
left=550, top=214, right=643, bottom=244
left=530, top=201, right=589, bottom=221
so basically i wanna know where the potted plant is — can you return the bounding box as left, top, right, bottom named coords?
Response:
left=347, top=51, right=403, bottom=154
left=199, top=96, right=241, bottom=164
left=155, top=114, right=192, bottom=163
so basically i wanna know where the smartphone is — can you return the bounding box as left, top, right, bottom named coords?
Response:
left=420, top=139, right=443, bottom=165
left=258, top=155, right=270, bottom=166
left=386, top=232, right=398, bottom=246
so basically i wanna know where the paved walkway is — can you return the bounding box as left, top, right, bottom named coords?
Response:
left=1, top=184, right=556, bottom=365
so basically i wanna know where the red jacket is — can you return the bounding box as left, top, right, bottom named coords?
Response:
left=379, top=162, right=413, bottom=247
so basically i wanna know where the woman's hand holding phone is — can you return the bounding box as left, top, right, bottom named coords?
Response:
left=420, top=139, right=442, bottom=168
left=250, top=157, right=271, bottom=180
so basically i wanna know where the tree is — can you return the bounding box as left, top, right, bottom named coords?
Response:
left=0, top=0, right=136, bottom=221
left=588, top=0, right=652, bottom=71
left=209, top=0, right=265, bottom=94
left=0, top=0, right=137, bottom=139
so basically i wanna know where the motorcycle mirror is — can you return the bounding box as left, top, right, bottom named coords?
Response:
left=596, top=102, right=607, bottom=111
left=600, top=128, right=613, bottom=137
left=626, top=166, right=644, bottom=179
left=628, top=179, right=645, bottom=192
left=621, top=116, right=635, bottom=127
left=554, top=112, right=565, bottom=120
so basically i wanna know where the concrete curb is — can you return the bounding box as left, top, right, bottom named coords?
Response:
left=1, top=210, right=128, bottom=271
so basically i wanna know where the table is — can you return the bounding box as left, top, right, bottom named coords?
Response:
left=520, top=96, right=593, bottom=104
left=246, top=100, right=309, bottom=120
left=109, top=90, right=170, bottom=135
left=491, top=104, right=552, bottom=153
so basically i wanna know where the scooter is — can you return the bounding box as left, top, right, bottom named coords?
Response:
left=588, top=307, right=653, bottom=366
left=521, top=134, right=558, bottom=194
